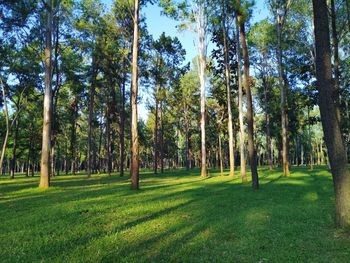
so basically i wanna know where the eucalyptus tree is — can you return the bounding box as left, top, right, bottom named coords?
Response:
left=160, top=0, right=214, bottom=177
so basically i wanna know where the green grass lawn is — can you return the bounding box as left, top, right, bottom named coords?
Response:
left=1, top=167, right=350, bottom=262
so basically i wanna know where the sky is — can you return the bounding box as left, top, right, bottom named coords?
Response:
left=102, top=0, right=270, bottom=120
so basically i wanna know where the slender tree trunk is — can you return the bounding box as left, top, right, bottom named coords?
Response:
left=308, top=107, right=313, bottom=170
left=160, top=100, right=164, bottom=174
left=196, top=1, right=207, bottom=177
left=313, top=0, right=350, bottom=227
left=236, top=22, right=247, bottom=182
left=10, top=118, right=19, bottom=178
left=131, top=0, right=140, bottom=189
left=219, top=133, right=223, bottom=176
left=263, top=77, right=272, bottom=170
left=185, top=118, right=190, bottom=171
left=237, top=12, right=259, bottom=189
left=154, top=86, right=159, bottom=174
left=87, top=58, right=97, bottom=178
left=222, top=2, right=235, bottom=177
left=330, top=0, right=341, bottom=122
left=0, top=78, right=9, bottom=175
left=277, top=15, right=290, bottom=176
left=119, top=71, right=126, bottom=177
left=70, top=97, right=78, bottom=175
left=40, top=0, right=53, bottom=188
left=106, top=105, right=111, bottom=175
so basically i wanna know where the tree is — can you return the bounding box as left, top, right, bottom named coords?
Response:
left=312, top=0, right=350, bottom=227
left=131, top=0, right=140, bottom=189
left=235, top=0, right=259, bottom=189
left=39, top=0, right=53, bottom=188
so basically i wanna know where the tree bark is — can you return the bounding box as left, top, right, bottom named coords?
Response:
left=277, top=14, right=290, bottom=176
left=10, top=118, right=19, bottom=179
left=119, top=70, right=126, bottom=177
left=235, top=21, right=247, bottom=183
left=160, top=100, right=164, bottom=174
left=237, top=11, right=259, bottom=190
left=222, top=1, right=235, bottom=177
left=87, top=57, right=97, bottom=178
left=40, top=0, right=53, bottom=188
left=131, top=0, right=140, bottom=189
left=219, top=133, right=223, bottom=176
left=0, top=77, right=9, bottom=175
left=196, top=0, right=207, bottom=177
left=154, top=86, right=159, bottom=174
left=263, top=77, right=273, bottom=170
left=313, top=0, right=350, bottom=228
left=330, top=0, right=341, bottom=122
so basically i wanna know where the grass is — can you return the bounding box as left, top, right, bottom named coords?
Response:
left=0, top=166, right=350, bottom=262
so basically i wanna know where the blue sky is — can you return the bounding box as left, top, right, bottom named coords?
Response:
left=102, top=0, right=269, bottom=120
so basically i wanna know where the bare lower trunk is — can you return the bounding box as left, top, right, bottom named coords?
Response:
left=0, top=78, right=9, bottom=175
left=131, top=0, right=140, bottom=189
left=185, top=119, right=190, bottom=171
left=87, top=58, right=97, bottom=178
left=196, top=0, right=207, bottom=177
left=236, top=22, right=247, bottom=182
left=313, top=0, right=350, bottom=228
left=119, top=74, right=126, bottom=177
left=154, top=88, right=159, bottom=174
left=222, top=2, right=234, bottom=177
left=219, top=133, right=223, bottom=176
left=40, top=0, right=53, bottom=188
left=160, top=100, right=164, bottom=174
left=277, top=17, right=290, bottom=177
left=237, top=14, right=259, bottom=189
left=263, top=77, right=272, bottom=170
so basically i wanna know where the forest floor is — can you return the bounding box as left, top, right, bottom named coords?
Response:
left=1, top=167, right=350, bottom=262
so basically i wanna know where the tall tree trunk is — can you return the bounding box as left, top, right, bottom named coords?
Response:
left=185, top=117, right=190, bottom=171
left=154, top=86, right=159, bottom=174
left=308, top=107, right=313, bottom=170
left=236, top=22, right=247, bottom=182
left=10, top=118, right=20, bottom=179
left=0, top=77, right=9, bottom=175
left=237, top=11, right=259, bottom=189
left=222, top=1, right=235, bottom=177
left=131, top=0, right=140, bottom=189
left=263, top=77, right=273, bottom=170
left=313, top=0, right=350, bottom=227
left=119, top=70, right=126, bottom=177
left=160, top=100, right=164, bottom=174
left=40, top=0, right=53, bottom=188
left=219, top=133, right=223, bottom=176
left=70, top=97, right=78, bottom=175
left=330, top=0, right=341, bottom=122
left=106, top=105, right=112, bottom=175
left=277, top=14, right=290, bottom=176
left=87, top=57, right=97, bottom=178
left=196, top=0, right=207, bottom=177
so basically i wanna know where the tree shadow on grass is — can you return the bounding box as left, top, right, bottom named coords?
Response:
left=1, top=167, right=349, bottom=263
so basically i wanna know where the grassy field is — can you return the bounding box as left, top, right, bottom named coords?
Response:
left=0, top=167, right=350, bottom=263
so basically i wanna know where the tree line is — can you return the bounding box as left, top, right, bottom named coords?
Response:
left=0, top=0, right=350, bottom=226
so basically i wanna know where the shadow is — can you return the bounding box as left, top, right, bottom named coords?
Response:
left=0, top=167, right=349, bottom=262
